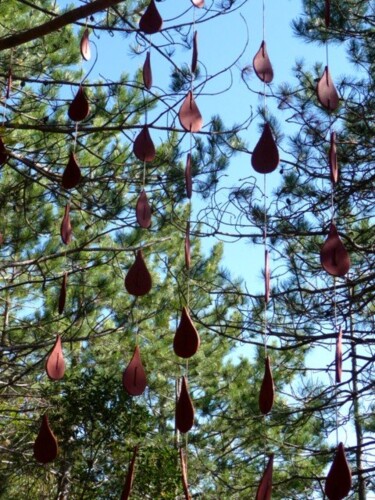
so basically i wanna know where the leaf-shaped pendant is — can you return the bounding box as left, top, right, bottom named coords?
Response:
left=34, top=414, right=58, bottom=464
left=60, top=203, right=72, bottom=245
left=185, top=153, right=193, bottom=199
left=185, top=222, right=191, bottom=270
left=62, top=152, right=81, bottom=189
left=253, top=41, right=274, bottom=83
left=136, top=190, right=152, bottom=229
left=125, top=249, right=152, bottom=296
left=179, top=91, right=203, bottom=133
left=176, top=376, right=194, bottom=434
left=317, top=66, right=339, bottom=111
left=80, top=28, right=91, bottom=61
left=121, top=445, right=139, bottom=500
left=325, top=443, right=352, bottom=500
left=265, top=250, right=270, bottom=303
left=139, top=0, right=163, bottom=34
left=173, top=307, right=200, bottom=359
left=191, top=31, right=198, bottom=73
left=58, top=272, right=67, bottom=315
left=252, top=122, right=279, bottom=174
left=46, top=335, right=65, bottom=380
left=133, top=126, right=156, bottom=162
left=259, top=356, right=274, bottom=415
left=329, top=131, right=338, bottom=184
left=256, top=454, right=274, bottom=500
left=68, top=86, right=90, bottom=122
left=335, top=326, right=343, bottom=383
left=320, top=223, right=350, bottom=277
left=179, top=448, right=191, bottom=500
left=0, top=136, right=8, bottom=165
left=143, top=51, right=153, bottom=90
left=122, top=346, right=147, bottom=396
left=191, top=0, right=205, bottom=7
left=325, top=0, right=330, bottom=28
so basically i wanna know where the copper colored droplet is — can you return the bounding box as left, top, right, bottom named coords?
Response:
left=136, top=190, right=152, bottom=229
left=256, top=454, right=274, bottom=500
left=60, top=203, right=72, bottom=245
left=34, top=414, right=58, bottom=464
left=62, top=152, right=81, bottom=189
left=185, top=222, right=191, bottom=270
left=325, top=0, right=330, bottom=28
left=68, top=86, right=90, bottom=122
left=125, top=249, right=152, bottom=297
left=329, top=131, right=338, bottom=184
left=179, top=448, right=191, bottom=500
left=143, top=51, right=153, bottom=90
left=253, top=41, right=274, bottom=84
left=139, top=0, right=163, bottom=35
left=173, top=307, right=200, bottom=359
left=46, top=335, right=65, bottom=380
left=122, top=346, right=147, bottom=396
left=176, top=376, right=194, bottom=434
left=6, top=67, right=12, bottom=99
left=0, top=136, right=8, bottom=166
left=58, top=272, right=67, bottom=315
left=121, top=445, right=139, bottom=500
left=317, top=66, right=339, bottom=111
left=252, top=122, right=279, bottom=174
left=259, top=356, right=274, bottom=415
left=185, top=153, right=193, bottom=199
left=325, top=443, right=352, bottom=500
left=265, top=250, right=270, bottom=303
left=191, top=31, right=198, bottom=73
left=80, top=28, right=91, bottom=61
left=179, top=91, right=203, bottom=133
left=335, top=326, right=343, bottom=384
left=191, top=0, right=205, bottom=7
left=320, top=223, right=350, bottom=277
left=133, top=126, right=156, bottom=163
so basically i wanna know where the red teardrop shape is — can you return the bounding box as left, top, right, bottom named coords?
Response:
left=46, top=335, right=65, bottom=380
left=259, top=356, right=274, bottom=415
left=60, top=203, right=72, bottom=245
left=0, top=136, right=8, bottom=166
left=139, top=0, right=163, bottom=35
left=68, top=86, right=90, bottom=122
left=179, top=91, right=203, bottom=133
left=185, top=153, right=193, bottom=199
left=329, top=131, right=338, bottom=184
left=179, top=448, right=191, bottom=500
left=62, top=152, right=81, bottom=189
left=253, top=41, right=274, bottom=83
left=122, top=346, right=147, bottom=396
left=325, top=0, right=330, bottom=28
left=256, top=454, right=274, bottom=500
left=80, top=28, right=91, bottom=61
left=176, top=376, right=194, bottom=434
left=252, top=122, right=279, bottom=174
left=125, top=249, right=152, bottom=296
left=121, top=445, right=139, bottom=500
left=185, top=222, right=191, bottom=270
left=136, top=190, right=152, bottom=229
left=133, top=126, right=156, bottom=162
left=335, top=326, right=343, bottom=384
left=191, top=0, right=205, bottom=7
left=325, top=443, right=352, bottom=500
left=173, top=307, right=200, bottom=359
left=33, top=414, right=58, bottom=464
left=6, top=67, right=12, bottom=99
left=265, top=250, right=270, bottom=303
left=58, top=272, right=67, bottom=315
left=320, top=223, right=350, bottom=277
left=317, top=66, right=339, bottom=111
left=143, top=51, right=152, bottom=90
left=191, top=31, right=198, bottom=73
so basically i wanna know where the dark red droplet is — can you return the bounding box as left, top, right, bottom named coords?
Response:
left=176, top=376, right=194, bottom=434
left=335, top=326, right=343, bottom=383
left=121, top=446, right=139, bottom=500
left=136, top=190, right=152, bottom=229
left=256, top=454, right=274, bottom=500
left=185, top=153, right=193, bottom=199
left=191, top=31, right=198, bottom=73
left=62, top=152, right=81, bottom=189
left=253, top=41, right=274, bottom=83
left=34, top=414, right=58, bottom=464
left=173, top=307, right=200, bottom=359
left=185, top=222, right=191, bottom=270
left=133, top=126, right=156, bottom=162
left=0, top=136, right=8, bottom=166
left=325, top=443, right=352, bottom=500
left=68, top=86, right=90, bottom=122
left=317, top=66, right=339, bottom=111
left=179, top=448, right=191, bottom=500
left=46, top=335, right=65, bottom=380
left=58, top=272, right=67, bottom=315
left=143, top=51, right=153, bottom=90
left=80, top=28, right=91, bottom=61
left=329, top=132, right=338, bottom=184
left=320, top=223, right=350, bottom=277
left=122, top=346, right=147, bottom=396
left=125, top=249, right=152, bottom=296
left=60, top=203, right=72, bottom=245
left=259, top=356, right=274, bottom=415
left=139, top=0, right=163, bottom=35
left=252, top=122, right=279, bottom=174
left=179, top=91, right=203, bottom=133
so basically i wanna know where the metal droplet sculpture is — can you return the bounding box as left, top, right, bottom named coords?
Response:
left=34, top=414, right=58, bottom=464
left=62, top=152, right=81, bottom=189
left=0, top=136, right=8, bottom=165
left=325, top=0, right=330, bottom=28
left=46, top=335, right=65, bottom=380
left=329, top=131, right=338, bottom=184
left=253, top=41, right=274, bottom=83
left=122, top=346, right=147, bottom=396
left=179, top=91, right=203, bottom=133
left=176, top=376, right=194, bottom=434
left=173, top=307, right=200, bottom=358
left=185, top=222, right=191, bottom=270
left=185, top=153, right=193, bottom=199
left=139, top=0, right=163, bottom=35
left=265, top=250, right=270, bottom=303
left=58, top=272, right=67, bottom=315
left=325, top=443, right=352, bottom=500
left=133, top=126, right=156, bottom=162
left=136, top=190, right=152, bottom=229
left=335, top=326, right=343, bottom=383
left=252, top=123, right=279, bottom=174
left=191, top=0, right=205, bottom=7
left=179, top=448, right=191, bottom=500
left=125, top=250, right=152, bottom=296
left=121, top=445, right=139, bottom=500
left=191, top=31, right=198, bottom=73
left=320, top=223, right=350, bottom=277
left=60, top=203, right=72, bottom=245
left=143, top=51, right=152, bottom=89
left=68, top=86, right=90, bottom=122
left=259, top=356, right=274, bottom=415
left=256, top=454, right=274, bottom=500
left=317, top=66, right=339, bottom=111
left=80, top=28, right=91, bottom=61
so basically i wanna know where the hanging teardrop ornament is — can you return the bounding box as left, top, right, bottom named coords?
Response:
left=68, top=86, right=90, bottom=122
left=325, top=443, right=352, bottom=500
left=121, top=445, right=139, bottom=500
left=60, top=203, right=72, bottom=245
left=125, top=249, right=152, bottom=296
left=34, top=414, right=58, bottom=464
left=143, top=51, right=153, bottom=90
left=58, top=272, right=67, bottom=315
left=122, top=345, right=147, bottom=396
left=6, top=67, right=12, bottom=99
left=191, top=31, right=198, bottom=73
left=256, top=454, right=274, bottom=500
left=136, top=190, right=152, bottom=229
left=253, top=41, right=274, bottom=83
left=139, top=0, right=163, bottom=35
left=325, top=0, right=331, bottom=28
left=179, top=448, right=191, bottom=500
left=265, top=250, right=270, bottom=303
left=62, top=152, right=81, bottom=189
left=176, top=376, right=195, bottom=434
left=259, top=356, right=274, bottom=415
left=251, top=122, right=279, bottom=174
left=317, top=66, right=339, bottom=111
left=80, top=28, right=91, bottom=61
left=329, top=131, right=338, bottom=184
left=173, top=307, right=200, bottom=359
left=320, top=222, right=350, bottom=277
left=0, top=136, right=8, bottom=166
left=191, top=0, right=205, bottom=7
left=179, top=91, right=203, bottom=133
left=46, top=335, right=65, bottom=380
left=133, top=126, right=156, bottom=162
left=185, top=222, right=191, bottom=270
left=335, top=326, right=343, bottom=383
left=185, top=153, right=193, bottom=199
